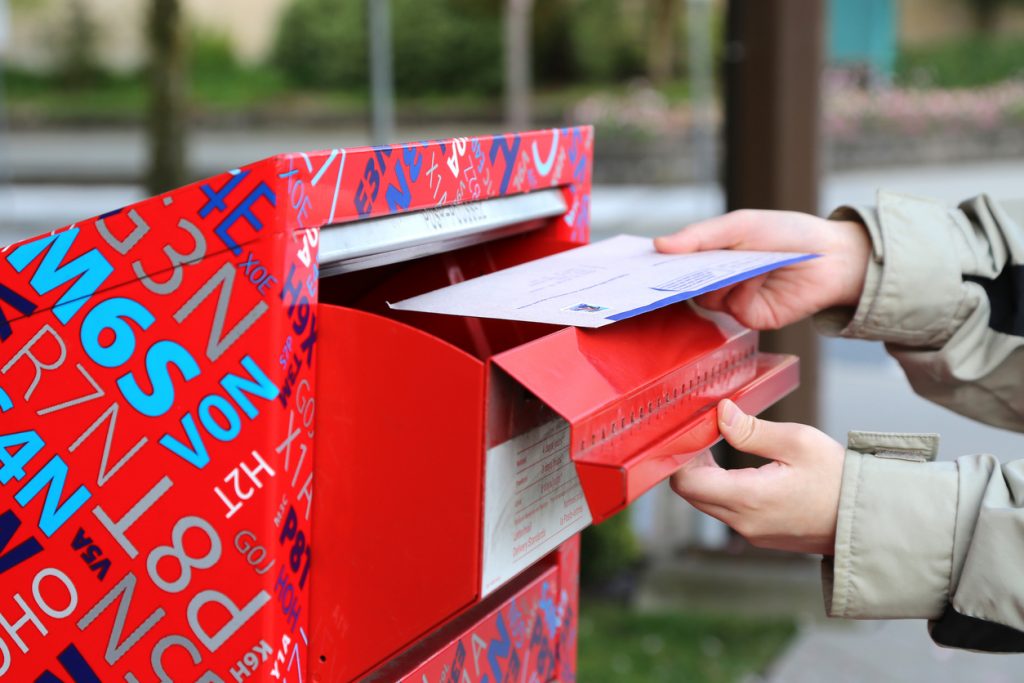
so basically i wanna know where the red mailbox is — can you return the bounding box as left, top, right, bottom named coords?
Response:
left=0, top=126, right=796, bottom=682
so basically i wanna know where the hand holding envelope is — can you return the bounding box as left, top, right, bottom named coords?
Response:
left=391, top=233, right=816, bottom=326
left=658, top=209, right=872, bottom=556
left=655, top=209, right=872, bottom=330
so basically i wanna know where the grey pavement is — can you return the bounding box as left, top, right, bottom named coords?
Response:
left=3, top=124, right=500, bottom=184
left=3, top=130, right=1024, bottom=680
left=637, top=553, right=1024, bottom=683
left=763, top=619, right=1021, bottom=683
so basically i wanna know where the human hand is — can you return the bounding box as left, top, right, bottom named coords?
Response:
left=670, top=399, right=844, bottom=555
left=654, top=210, right=871, bottom=330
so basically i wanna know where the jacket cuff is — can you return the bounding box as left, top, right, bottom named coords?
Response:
left=815, top=192, right=970, bottom=347
left=824, top=432, right=958, bottom=620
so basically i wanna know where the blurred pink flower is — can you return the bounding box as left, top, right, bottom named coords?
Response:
left=823, top=79, right=1024, bottom=140
left=569, top=77, right=1024, bottom=143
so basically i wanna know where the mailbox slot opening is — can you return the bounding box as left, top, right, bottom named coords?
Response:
left=318, top=189, right=581, bottom=360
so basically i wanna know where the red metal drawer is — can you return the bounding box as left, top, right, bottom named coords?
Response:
left=363, top=536, right=580, bottom=683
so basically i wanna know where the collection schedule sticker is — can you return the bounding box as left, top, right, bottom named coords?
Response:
left=481, top=418, right=592, bottom=596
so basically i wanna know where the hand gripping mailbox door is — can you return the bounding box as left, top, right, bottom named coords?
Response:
left=0, top=126, right=796, bottom=682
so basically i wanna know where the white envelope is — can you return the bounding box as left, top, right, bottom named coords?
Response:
left=390, top=234, right=815, bottom=327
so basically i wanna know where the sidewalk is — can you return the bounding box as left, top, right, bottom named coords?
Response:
left=8, top=123, right=1024, bottom=195
left=763, top=619, right=1020, bottom=683
left=635, top=553, right=1023, bottom=683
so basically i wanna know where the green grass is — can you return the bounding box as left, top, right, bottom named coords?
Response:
left=578, top=602, right=796, bottom=683
left=5, top=70, right=148, bottom=123
left=3, top=63, right=693, bottom=126
left=2, top=67, right=490, bottom=124
left=5, top=66, right=299, bottom=124
left=896, top=35, right=1024, bottom=88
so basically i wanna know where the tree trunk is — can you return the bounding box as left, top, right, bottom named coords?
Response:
left=647, top=0, right=679, bottom=84
left=146, top=0, right=186, bottom=195
left=972, top=0, right=1001, bottom=34
left=504, top=0, right=534, bottom=129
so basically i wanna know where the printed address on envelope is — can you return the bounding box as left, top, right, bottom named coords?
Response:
left=389, top=234, right=816, bottom=327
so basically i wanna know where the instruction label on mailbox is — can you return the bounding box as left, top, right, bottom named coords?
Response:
left=481, top=418, right=592, bottom=596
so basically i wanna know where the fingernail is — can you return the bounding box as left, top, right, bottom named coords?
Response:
left=719, top=399, right=739, bottom=427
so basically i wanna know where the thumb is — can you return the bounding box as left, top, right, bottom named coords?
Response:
left=654, top=214, right=745, bottom=254
left=717, top=399, right=800, bottom=463
left=653, top=231, right=700, bottom=254
left=669, top=449, right=746, bottom=511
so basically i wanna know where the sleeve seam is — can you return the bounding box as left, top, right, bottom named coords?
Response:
left=839, top=454, right=864, bottom=617
left=946, top=460, right=960, bottom=608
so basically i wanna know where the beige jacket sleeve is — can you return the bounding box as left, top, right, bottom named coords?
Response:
left=817, top=191, right=1024, bottom=651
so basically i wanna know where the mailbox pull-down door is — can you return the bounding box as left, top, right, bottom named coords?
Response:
left=492, top=303, right=799, bottom=523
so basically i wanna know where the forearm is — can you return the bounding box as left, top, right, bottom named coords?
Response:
left=825, top=433, right=1024, bottom=651
left=817, top=191, right=1024, bottom=431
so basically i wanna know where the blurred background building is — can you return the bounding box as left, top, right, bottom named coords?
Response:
left=3, top=1, right=1024, bottom=681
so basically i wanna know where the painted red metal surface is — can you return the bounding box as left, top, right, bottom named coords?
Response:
left=313, top=304, right=487, bottom=682
left=365, top=536, right=580, bottom=683
left=310, top=221, right=588, bottom=681
left=0, top=128, right=592, bottom=681
left=493, top=304, right=800, bottom=522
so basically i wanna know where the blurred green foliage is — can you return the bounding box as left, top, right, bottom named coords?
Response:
left=56, top=0, right=102, bottom=88
left=579, top=602, right=797, bottom=683
left=565, top=0, right=647, bottom=83
left=580, top=508, right=642, bottom=591
left=896, top=36, right=1024, bottom=88
left=273, top=0, right=501, bottom=95
left=272, top=0, right=651, bottom=95
left=5, top=26, right=288, bottom=124
left=5, top=69, right=148, bottom=123
left=7, top=0, right=691, bottom=123
left=272, top=0, right=367, bottom=92
left=387, top=0, right=503, bottom=96
left=189, top=29, right=240, bottom=80
left=188, top=29, right=287, bottom=110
